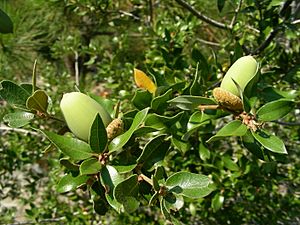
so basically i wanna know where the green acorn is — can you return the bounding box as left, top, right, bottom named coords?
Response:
left=220, top=55, right=259, bottom=96
left=60, top=92, right=112, bottom=141
left=213, top=55, right=259, bottom=112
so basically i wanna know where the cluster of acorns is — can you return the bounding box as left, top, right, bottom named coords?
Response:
left=59, top=55, right=258, bottom=141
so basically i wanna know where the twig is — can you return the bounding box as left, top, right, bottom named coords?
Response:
left=230, top=0, right=243, bottom=28
left=251, top=0, right=294, bottom=55
left=198, top=105, right=220, bottom=111
left=139, top=174, right=153, bottom=186
left=0, top=126, right=40, bottom=136
left=251, top=27, right=281, bottom=55
left=148, top=0, right=154, bottom=25
left=196, top=38, right=221, bottom=47
left=175, top=0, right=231, bottom=30
left=273, top=120, right=300, bottom=126
left=74, top=51, right=79, bottom=87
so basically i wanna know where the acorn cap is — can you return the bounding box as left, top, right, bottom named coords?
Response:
left=213, top=87, right=243, bottom=112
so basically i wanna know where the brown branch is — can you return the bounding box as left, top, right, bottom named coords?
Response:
left=175, top=0, right=231, bottom=30
left=230, top=0, right=243, bottom=28
left=251, top=0, right=294, bottom=55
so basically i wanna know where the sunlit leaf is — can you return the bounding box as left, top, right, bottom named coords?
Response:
left=3, top=112, right=34, bottom=128
left=57, top=173, right=89, bottom=193
left=134, top=68, right=157, bottom=94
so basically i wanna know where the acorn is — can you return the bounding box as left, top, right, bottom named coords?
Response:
left=60, top=92, right=112, bottom=141
left=213, top=56, right=259, bottom=112
left=106, top=118, right=124, bottom=140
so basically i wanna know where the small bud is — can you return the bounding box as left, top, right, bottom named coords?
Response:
left=60, top=92, right=112, bottom=141
left=220, top=55, right=259, bottom=97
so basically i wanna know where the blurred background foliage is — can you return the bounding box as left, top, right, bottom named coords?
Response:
left=0, top=0, right=299, bottom=224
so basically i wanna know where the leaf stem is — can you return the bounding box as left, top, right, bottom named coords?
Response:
left=139, top=174, right=153, bottom=186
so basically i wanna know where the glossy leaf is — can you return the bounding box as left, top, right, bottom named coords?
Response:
left=114, top=174, right=139, bottom=213
left=41, top=130, right=93, bottom=160
left=137, top=135, right=170, bottom=170
left=242, top=130, right=265, bottom=160
left=252, top=129, right=287, bottom=154
left=261, top=87, right=297, bottom=101
left=57, top=173, right=89, bottom=193
left=164, top=194, right=184, bottom=212
left=0, top=80, right=31, bottom=108
left=108, top=107, right=149, bottom=153
left=80, top=157, right=102, bottom=175
left=60, top=158, right=79, bottom=171
left=151, top=89, right=172, bottom=112
left=207, top=120, right=248, bottom=143
left=168, top=95, right=216, bottom=110
left=3, top=112, right=34, bottom=128
left=100, top=165, right=123, bottom=212
left=182, top=111, right=211, bottom=141
left=199, top=142, right=211, bottom=161
left=89, top=113, right=107, bottom=153
left=232, top=78, right=251, bottom=113
left=145, top=112, right=184, bottom=130
left=132, top=90, right=152, bottom=110
left=134, top=68, right=157, bottom=94
left=222, top=155, right=240, bottom=171
left=0, top=8, right=13, bottom=34
left=256, top=99, right=295, bottom=122
left=211, top=193, right=224, bottom=212
left=26, top=90, right=49, bottom=113
left=166, top=172, right=213, bottom=198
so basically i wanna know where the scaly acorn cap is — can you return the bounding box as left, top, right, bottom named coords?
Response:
left=106, top=118, right=124, bottom=140
left=213, top=87, right=243, bottom=112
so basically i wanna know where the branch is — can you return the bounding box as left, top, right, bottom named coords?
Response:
left=251, top=27, right=281, bottom=55
left=175, top=0, right=231, bottom=30
left=196, top=38, right=221, bottom=47
left=230, top=0, right=243, bottom=28
left=251, top=0, right=293, bottom=55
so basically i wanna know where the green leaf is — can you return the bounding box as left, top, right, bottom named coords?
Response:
left=151, top=89, right=172, bottom=112
left=182, top=111, right=211, bottom=141
left=207, top=120, right=247, bottom=143
left=0, top=8, right=13, bottom=34
left=261, top=87, right=297, bottom=101
left=256, top=99, right=295, bottom=122
left=100, top=165, right=123, bottom=212
left=59, top=158, right=79, bottom=171
left=108, top=107, right=149, bottom=153
left=199, top=142, right=210, bottom=161
left=232, top=78, right=251, bottom=112
left=211, top=192, right=224, bottom=212
left=57, top=173, right=89, bottom=193
left=166, top=172, right=213, bottom=198
left=26, top=90, right=49, bottom=113
left=114, top=174, right=139, bottom=213
left=217, top=0, right=226, bottom=12
left=80, top=158, right=102, bottom=175
left=172, top=137, right=189, bottom=154
left=145, top=112, right=184, bottom=130
left=137, top=135, right=171, bottom=170
left=164, top=194, right=184, bottom=212
left=3, top=112, right=34, bottom=128
left=0, top=80, right=31, bottom=108
left=222, top=155, right=240, bottom=171
left=89, top=113, right=107, bottom=153
left=132, top=90, right=152, bottom=110
left=190, top=62, right=202, bottom=96
left=242, top=130, right=266, bottom=160
left=89, top=93, right=115, bottom=117
left=168, top=95, right=216, bottom=110
left=41, top=130, right=93, bottom=160
left=252, top=129, right=287, bottom=154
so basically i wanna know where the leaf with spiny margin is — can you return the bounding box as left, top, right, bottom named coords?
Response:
left=26, top=90, right=49, bottom=113
left=57, top=173, right=89, bottom=193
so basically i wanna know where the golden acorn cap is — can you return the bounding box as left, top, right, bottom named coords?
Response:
left=106, top=118, right=124, bottom=140
left=213, top=87, right=243, bottom=112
